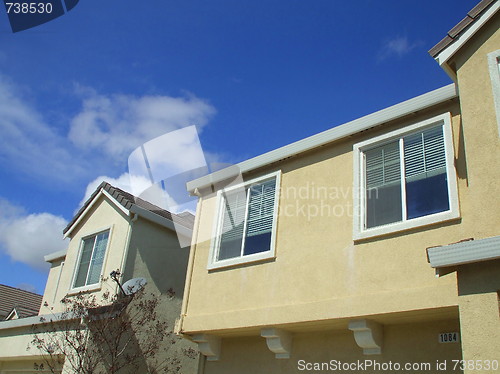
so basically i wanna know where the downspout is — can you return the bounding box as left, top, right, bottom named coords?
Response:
left=177, top=196, right=202, bottom=335
left=118, top=213, right=138, bottom=290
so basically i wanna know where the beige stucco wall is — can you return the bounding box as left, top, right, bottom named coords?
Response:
left=41, top=195, right=132, bottom=314
left=183, top=102, right=472, bottom=334
left=121, top=217, right=198, bottom=373
left=202, top=319, right=462, bottom=374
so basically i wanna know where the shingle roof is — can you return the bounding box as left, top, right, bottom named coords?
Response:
left=429, top=0, right=498, bottom=58
left=0, top=284, right=42, bottom=320
left=63, top=182, right=195, bottom=235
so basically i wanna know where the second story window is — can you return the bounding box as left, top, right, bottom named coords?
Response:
left=73, top=230, right=110, bottom=288
left=209, top=171, right=280, bottom=270
left=353, top=113, right=459, bottom=240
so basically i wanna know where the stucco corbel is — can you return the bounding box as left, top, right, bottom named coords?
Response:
left=260, top=327, right=292, bottom=359
left=348, top=319, right=383, bottom=355
left=192, top=334, right=221, bottom=361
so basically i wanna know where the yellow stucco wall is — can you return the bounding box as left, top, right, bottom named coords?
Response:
left=183, top=103, right=470, bottom=334
left=41, top=195, right=132, bottom=314
left=202, top=319, right=462, bottom=374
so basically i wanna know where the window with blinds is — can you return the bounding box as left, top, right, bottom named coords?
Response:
left=215, top=176, right=278, bottom=264
left=363, top=124, right=449, bottom=229
left=73, top=231, right=109, bottom=288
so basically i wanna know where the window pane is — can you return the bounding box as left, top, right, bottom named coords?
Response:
left=243, top=179, right=276, bottom=255
left=365, top=141, right=402, bottom=228
left=74, top=237, right=94, bottom=288
left=86, top=231, right=109, bottom=285
left=404, top=126, right=449, bottom=219
left=218, top=190, right=246, bottom=260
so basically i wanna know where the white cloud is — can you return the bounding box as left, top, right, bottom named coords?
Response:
left=0, top=77, right=89, bottom=184
left=69, top=90, right=216, bottom=160
left=0, top=76, right=217, bottom=188
left=0, top=199, right=68, bottom=272
left=379, top=36, right=421, bottom=60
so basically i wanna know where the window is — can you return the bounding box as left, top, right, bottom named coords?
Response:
left=73, top=230, right=110, bottom=288
left=353, top=113, right=459, bottom=240
left=208, top=171, right=280, bottom=269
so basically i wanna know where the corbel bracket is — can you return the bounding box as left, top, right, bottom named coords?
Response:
left=192, top=333, right=221, bottom=361
left=261, top=327, right=292, bottom=359
left=348, top=319, right=383, bottom=355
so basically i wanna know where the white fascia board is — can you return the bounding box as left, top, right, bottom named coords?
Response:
left=64, top=189, right=131, bottom=238
left=0, top=312, right=67, bottom=331
left=129, top=205, right=193, bottom=239
left=427, top=235, right=500, bottom=268
left=44, top=249, right=68, bottom=263
left=435, top=2, right=500, bottom=66
left=187, top=84, right=458, bottom=192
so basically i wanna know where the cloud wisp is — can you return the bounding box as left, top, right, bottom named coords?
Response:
left=0, top=199, right=68, bottom=272
left=378, top=36, right=422, bottom=60
left=0, top=76, right=217, bottom=188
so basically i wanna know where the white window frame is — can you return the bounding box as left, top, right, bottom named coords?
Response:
left=353, top=113, right=459, bottom=240
left=208, top=171, right=281, bottom=270
left=487, top=49, right=500, bottom=137
left=70, top=226, right=112, bottom=293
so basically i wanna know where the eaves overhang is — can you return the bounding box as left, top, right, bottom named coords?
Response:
left=430, top=0, right=499, bottom=80
left=44, top=249, right=68, bottom=263
left=427, top=235, right=500, bottom=269
left=187, top=84, right=458, bottom=194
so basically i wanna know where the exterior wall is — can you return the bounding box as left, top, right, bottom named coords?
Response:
left=450, top=11, right=500, bottom=242
left=443, top=13, right=500, bottom=372
left=456, top=260, right=500, bottom=369
left=183, top=102, right=469, bottom=335
left=122, top=216, right=198, bottom=373
left=202, top=319, right=462, bottom=374
left=41, top=195, right=132, bottom=314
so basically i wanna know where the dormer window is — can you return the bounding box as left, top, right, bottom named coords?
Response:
left=73, top=230, right=110, bottom=288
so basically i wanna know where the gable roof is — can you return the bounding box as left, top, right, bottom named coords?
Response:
left=63, top=182, right=194, bottom=238
left=0, top=284, right=42, bottom=320
left=429, top=0, right=499, bottom=78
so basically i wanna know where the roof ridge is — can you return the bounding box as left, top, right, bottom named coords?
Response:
left=0, top=284, right=42, bottom=297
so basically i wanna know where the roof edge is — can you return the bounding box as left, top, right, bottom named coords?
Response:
left=431, top=0, right=499, bottom=63
left=187, top=84, right=458, bottom=193
left=44, top=249, right=68, bottom=263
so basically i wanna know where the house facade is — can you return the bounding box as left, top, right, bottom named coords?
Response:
left=177, top=1, right=500, bottom=373
left=0, top=183, right=198, bottom=373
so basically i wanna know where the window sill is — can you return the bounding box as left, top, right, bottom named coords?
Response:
left=353, top=210, right=461, bottom=241
left=208, top=251, right=275, bottom=271
left=67, top=283, right=102, bottom=296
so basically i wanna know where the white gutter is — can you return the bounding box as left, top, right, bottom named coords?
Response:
left=44, top=249, right=67, bottom=263
left=427, top=235, right=500, bottom=268
left=187, top=84, right=458, bottom=193
left=0, top=313, right=65, bottom=330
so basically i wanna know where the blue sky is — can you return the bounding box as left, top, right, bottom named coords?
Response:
left=0, top=0, right=475, bottom=294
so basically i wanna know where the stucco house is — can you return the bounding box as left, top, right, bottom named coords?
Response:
left=0, top=182, right=198, bottom=373
left=177, top=1, right=500, bottom=373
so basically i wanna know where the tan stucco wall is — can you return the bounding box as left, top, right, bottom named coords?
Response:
left=183, top=102, right=473, bottom=334
left=450, top=12, right=500, bottom=242
left=457, top=260, right=500, bottom=371
left=41, top=195, right=132, bottom=314
left=202, top=319, right=462, bottom=374
left=122, top=217, right=198, bottom=373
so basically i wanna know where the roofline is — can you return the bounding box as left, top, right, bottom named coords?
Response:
left=433, top=1, right=499, bottom=77
left=187, top=84, right=458, bottom=193
left=63, top=189, right=130, bottom=238
left=44, top=249, right=68, bottom=263
left=427, top=235, right=500, bottom=269
left=63, top=187, right=193, bottom=239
